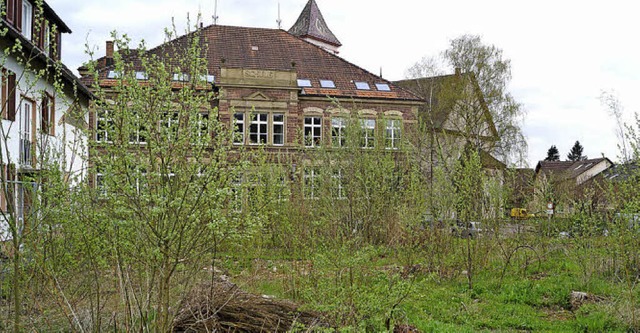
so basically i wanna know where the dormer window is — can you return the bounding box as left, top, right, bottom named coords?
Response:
left=320, top=80, right=335, bottom=88
left=354, top=81, right=370, bottom=90
left=297, top=79, right=312, bottom=87
left=22, top=0, right=33, bottom=40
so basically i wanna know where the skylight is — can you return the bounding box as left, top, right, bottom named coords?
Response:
left=375, top=83, right=391, bottom=91
left=135, top=72, right=148, bottom=80
left=173, top=73, right=190, bottom=82
left=574, top=164, right=583, bottom=170
left=199, top=74, right=215, bottom=83
left=355, top=81, right=370, bottom=90
left=297, top=79, right=312, bottom=87
left=106, top=71, right=121, bottom=79
left=320, top=80, right=336, bottom=88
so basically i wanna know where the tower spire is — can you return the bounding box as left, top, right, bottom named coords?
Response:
left=288, top=0, right=341, bottom=53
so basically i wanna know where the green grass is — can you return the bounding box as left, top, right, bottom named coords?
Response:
left=227, top=232, right=640, bottom=332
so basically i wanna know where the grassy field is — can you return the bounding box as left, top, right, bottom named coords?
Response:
left=220, top=221, right=640, bottom=332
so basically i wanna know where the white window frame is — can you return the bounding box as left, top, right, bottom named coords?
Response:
left=196, top=112, right=209, bottom=140
left=331, top=117, right=346, bottom=148
left=304, top=168, right=319, bottom=199
left=272, top=113, right=284, bottom=146
left=233, top=113, right=244, bottom=145
left=360, top=119, right=375, bottom=148
left=129, top=112, right=147, bottom=144
left=304, top=116, right=322, bottom=148
left=249, top=113, right=268, bottom=145
left=161, top=112, right=179, bottom=141
left=333, top=169, right=345, bottom=199
left=385, top=119, right=401, bottom=150
left=22, top=0, right=33, bottom=40
left=96, top=109, right=113, bottom=143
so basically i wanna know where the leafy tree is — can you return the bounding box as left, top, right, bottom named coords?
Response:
left=406, top=34, right=527, bottom=166
left=545, top=145, right=560, bottom=161
left=567, top=140, right=586, bottom=161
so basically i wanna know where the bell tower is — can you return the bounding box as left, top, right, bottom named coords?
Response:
left=288, top=0, right=341, bottom=54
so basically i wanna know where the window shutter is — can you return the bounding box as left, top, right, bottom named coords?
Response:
left=41, top=96, right=48, bottom=132
left=37, top=16, right=45, bottom=49
left=7, top=73, right=16, bottom=121
left=6, top=0, right=15, bottom=25
left=15, top=0, right=22, bottom=32
left=54, top=32, right=61, bottom=60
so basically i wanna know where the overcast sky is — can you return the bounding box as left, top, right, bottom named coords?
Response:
left=48, top=0, right=640, bottom=167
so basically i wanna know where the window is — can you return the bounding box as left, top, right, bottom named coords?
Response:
left=233, top=113, right=244, bottom=144
left=40, top=94, right=55, bottom=136
left=196, top=113, right=209, bottom=140
left=161, top=112, right=179, bottom=140
left=249, top=113, right=268, bottom=145
left=96, top=167, right=106, bottom=196
left=332, top=169, right=345, bottom=199
left=297, top=79, right=312, bottom=87
left=304, top=116, right=322, bottom=147
left=375, top=83, right=391, bottom=91
left=129, top=112, right=147, bottom=144
left=43, top=21, right=50, bottom=55
left=106, top=71, right=121, bottom=79
left=355, top=81, right=370, bottom=90
left=360, top=119, right=375, bottom=148
left=135, top=72, right=148, bottom=80
left=331, top=117, right=346, bottom=147
left=304, top=168, right=319, bottom=199
left=272, top=113, right=284, bottom=146
left=22, top=0, right=33, bottom=40
left=320, top=80, right=336, bottom=88
left=20, top=98, right=35, bottom=167
left=1, top=69, right=17, bottom=121
left=172, top=73, right=190, bottom=82
left=385, top=119, right=401, bottom=149
left=96, top=109, right=113, bottom=143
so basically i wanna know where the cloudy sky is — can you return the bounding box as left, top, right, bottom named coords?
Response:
left=48, top=0, right=640, bottom=166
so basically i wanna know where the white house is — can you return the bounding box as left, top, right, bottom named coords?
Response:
left=1, top=0, right=92, bottom=241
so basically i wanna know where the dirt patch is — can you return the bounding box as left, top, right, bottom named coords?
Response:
left=173, top=277, right=328, bottom=332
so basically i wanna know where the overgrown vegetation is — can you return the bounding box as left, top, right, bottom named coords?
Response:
left=2, top=18, right=640, bottom=333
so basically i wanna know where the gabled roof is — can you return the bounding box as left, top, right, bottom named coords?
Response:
left=601, top=162, right=639, bottom=181
left=288, top=0, right=341, bottom=47
left=92, top=25, right=420, bottom=101
left=535, top=157, right=613, bottom=183
left=395, top=72, right=499, bottom=139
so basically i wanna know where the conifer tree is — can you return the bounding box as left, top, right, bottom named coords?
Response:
left=567, top=141, right=586, bottom=161
left=545, top=145, right=560, bottom=161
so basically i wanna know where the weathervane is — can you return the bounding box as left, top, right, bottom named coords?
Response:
left=213, top=0, right=219, bottom=25
left=277, top=2, right=282, bottom=29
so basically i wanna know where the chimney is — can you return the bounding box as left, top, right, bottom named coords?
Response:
left=106, top=41, right=114, bottom=66
left=77, top=65, right=90, bottom=77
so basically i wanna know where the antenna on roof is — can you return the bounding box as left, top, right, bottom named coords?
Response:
left=277, top=2, right=282, bottom=29
left=213, top=0, right=219, bottom=25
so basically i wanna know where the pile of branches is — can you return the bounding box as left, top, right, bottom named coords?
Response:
left=173, top=278, right=328, bottom=332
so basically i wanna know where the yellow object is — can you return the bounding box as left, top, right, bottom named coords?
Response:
left=511, top=208, right=534, bottom=219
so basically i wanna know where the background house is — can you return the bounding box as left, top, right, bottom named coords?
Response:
left=1, top=0, right=92, bottom=239
left=533, top=158, right=613, bottom=214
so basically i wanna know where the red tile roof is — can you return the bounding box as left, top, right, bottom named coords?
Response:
left=92, top=25, right=421, bottom=101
